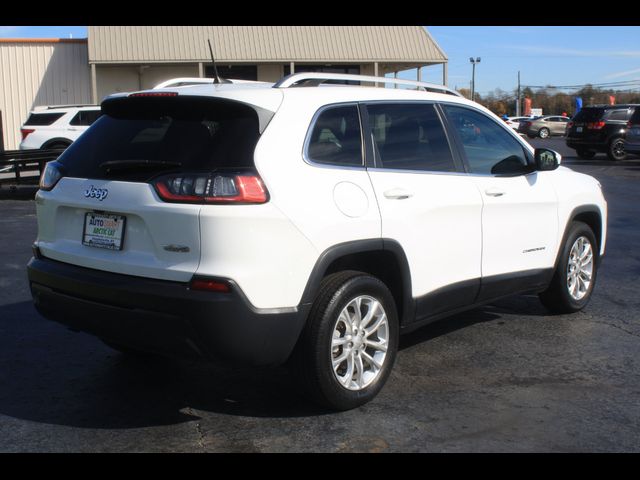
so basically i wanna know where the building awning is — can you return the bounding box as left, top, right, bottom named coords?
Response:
left=87, top=26, right=447, bottom=65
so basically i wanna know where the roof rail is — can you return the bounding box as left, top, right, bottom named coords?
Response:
left=273, top=72, right=463, bottom=97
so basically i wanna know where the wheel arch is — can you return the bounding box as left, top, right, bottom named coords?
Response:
left=42, top=138, right=72, bottom=149
left=555, top=205, right=603, bottom=269
left=299, top=239, right=414, bottom=326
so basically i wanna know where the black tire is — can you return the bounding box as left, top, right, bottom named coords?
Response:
left=539, top=221, right=598, bottom=314
left=607, top=137, right=626, bottom=161
left=576, top=149, right=596, bottom=159
left=291, top=271, right=399, bottom=411
left=538, top=128, right=550, bottom=139
left=43, top=141, right=71, bottom=151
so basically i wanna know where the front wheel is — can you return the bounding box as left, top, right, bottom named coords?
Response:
left=607, top=138, right=626, bottom=161
left=539, top=221, right=598, bottom=314
left=291, top=271, right=399, bottom=411
left=538, top=128, right=550, bottom=139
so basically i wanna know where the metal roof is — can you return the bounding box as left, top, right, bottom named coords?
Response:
left=87, top=26, right=447, bottom=64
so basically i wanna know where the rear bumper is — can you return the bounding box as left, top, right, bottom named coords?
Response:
left=566, top=138, right=607, bottom=152
left=27, top=255, right=309, bottom=366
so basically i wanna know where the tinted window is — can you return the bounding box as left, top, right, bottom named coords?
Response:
left=24, top=112, right=65, bottom=126
left=606, top=109, right=631, bottom=121
left=58, top=97, right=262, bottom=182
left=307, top=105, right=362, bottom=167
left=629, top=108, right=640, bottom=124
left=69, top=110, right=103, bottom=126
left=366, top=103, right=455, bottom=172
left=442, top=105, right=530, bottom=176
left=573, top=108, right=605, bottom=122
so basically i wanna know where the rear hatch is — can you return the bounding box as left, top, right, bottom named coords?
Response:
left=567, top=107, right=607, bottom=141
left=35, top=92, right=279, bottom=282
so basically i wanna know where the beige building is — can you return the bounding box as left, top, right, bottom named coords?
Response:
left=1, top=26, right=448, bottom=150
left=0, top=38, right=91, bottom=150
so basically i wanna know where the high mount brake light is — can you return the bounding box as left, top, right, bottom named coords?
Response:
left=129, top=92, right=179, bottom=97
left=153, top=172, right=268, bottom=204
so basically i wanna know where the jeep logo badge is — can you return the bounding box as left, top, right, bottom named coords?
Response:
left=84, top=185, right=108, bottom=201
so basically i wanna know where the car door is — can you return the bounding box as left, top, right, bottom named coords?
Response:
left=363, top=102, right=484, bottom=323
left=440, top=104, right=559, bottom=301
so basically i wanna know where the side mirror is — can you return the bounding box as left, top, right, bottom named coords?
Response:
left=535, top=148, right=561, bottom=171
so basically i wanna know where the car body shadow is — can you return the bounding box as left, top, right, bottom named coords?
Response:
left=0, top=295, right=550, bottom=429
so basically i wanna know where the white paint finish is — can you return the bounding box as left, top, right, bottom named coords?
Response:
left=197, top=203, right=319, bottom=309
left=0, top=41, right=91, bottom=150
left=472, top=172, right=560, bottom=277
left=35, top=178, right=202, bottom=282
left=253, top=91, right=381, bottom=255
left=368, top=169, right=483, bottom=297
left=333, top=182, right=369, bottom=218
left=550, top=166, right=608, bottom=256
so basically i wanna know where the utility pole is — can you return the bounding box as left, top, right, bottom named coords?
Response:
left=516, top=71, right=521, bottom=116
left=470, top=57, right=481, bottom=102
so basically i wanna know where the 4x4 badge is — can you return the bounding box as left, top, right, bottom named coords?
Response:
left=84, top=185, right=108, bottom=201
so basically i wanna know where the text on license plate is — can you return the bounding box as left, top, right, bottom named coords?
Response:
left=82, top=212, right=126, bottom=250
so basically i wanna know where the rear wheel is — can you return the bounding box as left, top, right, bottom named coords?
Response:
left=43, top=141, right=71, bottom=151
left=538, top=128, right=550, bottom=139
left=539, top=221, right=598, bottom=314
left=291, top=271, right=399, bottom=411
left=607, top=138, right=626, bottom=161
left=576, top=149, right=596, bottom=159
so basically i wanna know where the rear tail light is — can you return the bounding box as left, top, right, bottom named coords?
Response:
left=587, top=121, right=606, bottom=130
left=39, top=161, right=64, bottom=191
left=21, top=128, right=35, bottom=141
left=567, top=121, right=574, bottom=129
left=153, top=172, right=268, bottom=204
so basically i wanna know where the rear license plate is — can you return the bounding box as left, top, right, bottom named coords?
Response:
left=82, top=212, right=126, bottom=250
left=576, top=126, right=583, bottom=133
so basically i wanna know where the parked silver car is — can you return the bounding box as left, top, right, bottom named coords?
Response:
left=518, top=115, right=571, bottom=139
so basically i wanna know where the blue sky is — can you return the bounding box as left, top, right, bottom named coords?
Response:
left=2, top=26, right=639, bottom=95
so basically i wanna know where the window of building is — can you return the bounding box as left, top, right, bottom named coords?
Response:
left=205, top=65, right=258, bottom=81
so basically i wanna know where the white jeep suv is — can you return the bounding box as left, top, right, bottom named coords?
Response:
left=19, top=105, right=102, bottom=150
left=28, top=73, right=607, bottom=410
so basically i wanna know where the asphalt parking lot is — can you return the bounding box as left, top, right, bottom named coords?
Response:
left=1, top=137, right=639, bottom=452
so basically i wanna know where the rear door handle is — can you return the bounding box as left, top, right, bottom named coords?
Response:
left=485, top=187, right=506, bottom=197
left=383, top=188, right=413, bottom=200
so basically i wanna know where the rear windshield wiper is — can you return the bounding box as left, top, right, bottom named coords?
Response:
left=99, top=160, right=183, bottom=171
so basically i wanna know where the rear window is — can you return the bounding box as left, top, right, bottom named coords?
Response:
left=57, top=96, right=265, bottom=182
left=24, top=112, right=65, bottom=126
left=573, top=108, right=605, bottom=122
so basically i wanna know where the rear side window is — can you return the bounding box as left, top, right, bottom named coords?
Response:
left=57, top=97, right=264, bottom=182
left=629, top=108, right=640, bottom=124
left=69, top=110, right=103, bottom=126
left=366, top=103, right=455, bottom=172
left=306, top=105, right=363, bottom=167
left=606, top=109, right=632, bottom=121
left=24, top=112, right=65, bottom=126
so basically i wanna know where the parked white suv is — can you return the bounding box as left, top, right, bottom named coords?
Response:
left=28, top=73, right=607, bottom=410
left=19, top=105, right=102, bottom=150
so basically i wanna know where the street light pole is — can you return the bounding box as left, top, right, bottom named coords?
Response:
left=469, top=57, right=481, bottom=102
